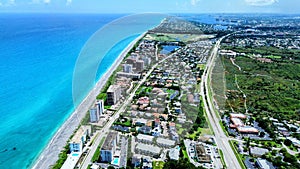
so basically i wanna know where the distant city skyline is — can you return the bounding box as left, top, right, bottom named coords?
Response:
left=0, top=0, right=299, bottom=14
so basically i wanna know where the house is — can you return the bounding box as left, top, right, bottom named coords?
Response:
left=136, top=143, right=161, bottom=156
left=230, top=118, right=244, bottom=128
left=169, top=146, right=180, bottom=160
left=131, top=155, right=141, bottom=168
left=250, top=147, right=269, bottom=157
left=136, top=134, right=154, bottom=144
left=112, top=125, right=130, bottom=133
left=152, top=126, right=162, bottom=137
left=134, top=118, right=147, bottom=126
left=142, top=156, right=153, bottom=169
left=156, top=137, right=175, bottom=147
left=237, top=126, right=259, bottom=135
left=255, top=158, right=275, bottom=169
left=230, top=113, right=247, bottom=119
left=138, top=126, right=152, bottom=134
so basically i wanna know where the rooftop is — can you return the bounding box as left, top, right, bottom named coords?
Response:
left=169, top=146, right=180, bottom=160
left=70, top=125, right=91, bottom=143
left=136, top=134, right=154, bottom=142
left=250, top=147, right=269, bottom=156
left=107, top=85, right=120, bottom=93
left=237, top=126, right=259, bottom=133
left=136, top=143, right=161, bottom=154
left=61, top=152, right=81, bottom=169
left=256, top=158, right=275, bottom=169
left=231, top=118, right=244, bottom=127
left=156, top=137, right=176, bottom=146
left=102, top=131, right=118, bottom=150
left=230, top=113, right=247, bottom=119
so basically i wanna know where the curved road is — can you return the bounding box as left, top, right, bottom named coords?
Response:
left=201, top=35, right=241, bottom=169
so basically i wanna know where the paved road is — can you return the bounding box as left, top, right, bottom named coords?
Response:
left=80, top=52, right=176, bottom=169
left=201, top=35, right=241, bottom=169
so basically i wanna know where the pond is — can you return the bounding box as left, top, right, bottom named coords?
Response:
left=160, top=45, right=180, bottom=54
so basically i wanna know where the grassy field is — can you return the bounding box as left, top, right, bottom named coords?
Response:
left=218, top=149, right=227, bottom=168
left=144, top=33, right=215, bottom=43
left=182, top=148, right=189, bottom=160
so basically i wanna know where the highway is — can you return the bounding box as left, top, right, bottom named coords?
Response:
left=200, top=35, right=241, bottom=169
left=80, top=52, right=175, bottom=169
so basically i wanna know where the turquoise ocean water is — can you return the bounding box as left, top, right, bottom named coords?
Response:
left=0, top=13, right=161, bottom=168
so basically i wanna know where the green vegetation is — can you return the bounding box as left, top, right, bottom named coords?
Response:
left=219, top=121, right=229, bottom=137
left=229, top=140, right=247, bottom=169
left=222, top=45, right=300, bottom=61
left=96, top=93, right=107, bottom=101
left=253, top=140, right=282, bottom=149
left=51, top=144, right=70, bottom=169
left=81, top=110, right=92, bottom=125
left=91, top=137, right=105, bottom=162
left=266, top=55, right=282, bottom=59
left=163, top=159, right=205, bottom=169
left=211, top=54, right=226, bottom=111
left=51, top=126, right=82, bottom=169
left=182, top=149, right=189, bottom=160
left=181, top=94, right=198, bottom=123
left=188, top=127, right=202, bottom=140
left=114, top=117, right=132, bottom=127
left=163, top=141, right=205, bottom=169
left=134, top=86, right=153, bottom=98
left=218, top=149, right=227, bottom=169
left=145, top=33, right=214, bottom=43
left=153, top=161, right=165, bottom=169
left=104, top=105, right=112, bottom=109
left=191, top=99, right=206, bottom=130
left=92, top=145, right=101, bottom=162
left=262, top=148, right=300, bottom=169
left=222, top=55, right=300, bottom=121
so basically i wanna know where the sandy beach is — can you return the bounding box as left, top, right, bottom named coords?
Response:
left=31, top=33, right=145, bottom=169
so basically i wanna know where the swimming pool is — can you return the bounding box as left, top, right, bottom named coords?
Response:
left=72, top=153, right=79, bottom=157
left=111, top=158, right=120, bottom=165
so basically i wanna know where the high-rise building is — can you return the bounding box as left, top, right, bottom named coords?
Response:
left=89, top=108, right=99, bottom=123
left=107, top=85, right=121, bottom=105
left=142, top=57, right=151, bottom=66
left=96, top=100, right=104, bottom=116
left=135, top=60, right=144, bottom=72
left=100, top=132, right=119, bottom=162
left=123, top=64, right=133, bottom=73
left=69, top=125, right=91, bottom=153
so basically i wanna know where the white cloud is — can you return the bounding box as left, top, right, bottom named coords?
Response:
left=245, top=0, right=278, bottom=6
left=190, top=0, right=201, bottom=6
left=66, top=0, right=72, bottom=5
left=44, top=0, right=50, bottom=4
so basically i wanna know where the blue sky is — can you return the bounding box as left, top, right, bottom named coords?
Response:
left=0, top=0, right=299, bottom=13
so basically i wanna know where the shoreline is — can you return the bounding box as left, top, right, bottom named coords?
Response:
left=31, top=32, right=145, bottom=169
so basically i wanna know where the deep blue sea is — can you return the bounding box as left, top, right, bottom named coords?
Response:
left=0, top=13, right=163, bottom=169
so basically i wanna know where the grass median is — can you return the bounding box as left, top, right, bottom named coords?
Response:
left=228, top=140, right=246, bottom=169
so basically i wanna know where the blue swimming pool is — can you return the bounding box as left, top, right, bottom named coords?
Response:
left=111, top=158, right=120, bottom=165
left=72, top=153, right=79, bottom=157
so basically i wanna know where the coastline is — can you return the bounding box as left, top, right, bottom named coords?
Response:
left=31, top=32, right=146, bottom=169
